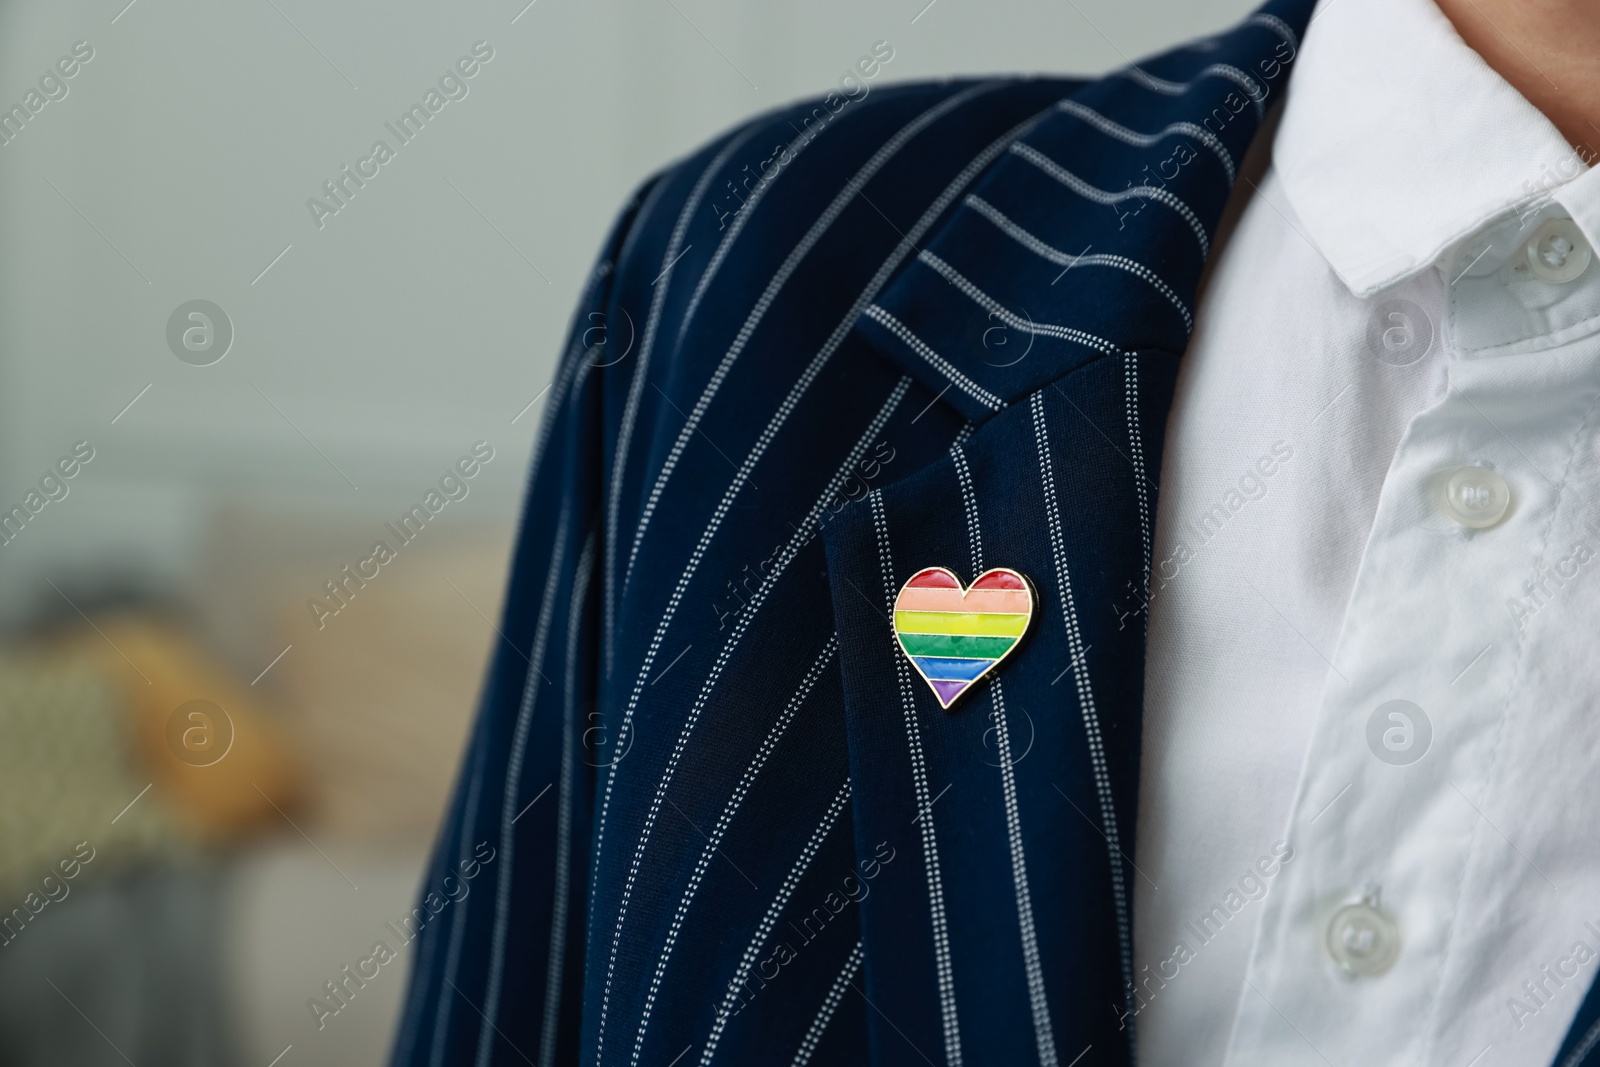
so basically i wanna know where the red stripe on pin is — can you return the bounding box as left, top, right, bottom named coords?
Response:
left=906, top=567, right=962, bottom=589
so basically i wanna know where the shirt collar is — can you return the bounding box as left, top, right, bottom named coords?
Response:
left=1274, top=0, right=1586, bottom=298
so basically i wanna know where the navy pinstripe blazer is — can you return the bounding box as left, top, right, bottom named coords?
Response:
left=390, top=1, right=1600, bottom=1063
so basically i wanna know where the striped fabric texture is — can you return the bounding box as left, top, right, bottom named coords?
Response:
left=383, top=2, right=1600, bottom=1064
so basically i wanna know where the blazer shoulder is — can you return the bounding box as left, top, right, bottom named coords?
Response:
left=601, top=75, right=1086, bottom=285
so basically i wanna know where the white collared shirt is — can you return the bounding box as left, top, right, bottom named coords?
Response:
left=1134, top=0, right=1600, bottom=1064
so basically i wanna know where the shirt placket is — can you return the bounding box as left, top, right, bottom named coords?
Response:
left=1225, top=202, right=1600, bottom=1067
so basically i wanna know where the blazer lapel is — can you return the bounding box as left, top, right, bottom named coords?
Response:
left=822, top=3, right=1314, bottom=1063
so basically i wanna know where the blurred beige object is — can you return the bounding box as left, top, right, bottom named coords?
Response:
left=75, top=620, right=306, bottom=839
left=270, top=528, right=510, bottom=844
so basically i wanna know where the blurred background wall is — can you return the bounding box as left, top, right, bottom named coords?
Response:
left=0, top=0, right=1255, bottom=1063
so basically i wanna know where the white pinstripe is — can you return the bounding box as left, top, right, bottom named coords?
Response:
left=623, top=81, right=1002, bottom=596
left=963, top=195, right=1192, bottom=330
left=1123, top=356, right=1152, bottom=614
left=985, top=679, right=1058, bottom=1066
left=699, top=779, right=853, bottom=1066
left=1248, top=12, right=1299, bottom=49
left=538, top=533, right=596, bottom=1067
left=789, top=941, right=864, bottom=1067
left=590, top=93, right=1058, bottom=949
left=917, top=251, right=1125, bottom=358
left=1211, top=64, right=1267, bottom=118
left=420, top=741, right=490, bottom=1067
left=532, top=330, right=591, bottom=493
left=869, top=489, right=965, bottom=1066
left=951, top=444, right=1058, bottom=1066
left=950, top=444, right=983, bottom=572
left=507, top=178, right=666, bottom=703
left=1028, top=392, right=1134, bottom=1011
left=423, top=367, right=589, bottom=1062
left=606, top=125, right=761, bottom=679
left=627, top=638, right=840, bottom=1065
left=1055, top=99, right=1235, bottom=182
left=1119, top=62, right=1266, bottom=119
left=469, top=492, right=575, bottom=1067
left=396, top=707, right=488, bottom=1067
left=1561, top=1016, right=1600, bottom=1067
left=675, top=113, right=837, bottom=350
left=1009, top=141, right=1209, bottom=257
left=520, top=261, right=623, bottom=554
left=863, top=305, right=1004, bottom=412
left=593, top=382, right=909, bottom=1066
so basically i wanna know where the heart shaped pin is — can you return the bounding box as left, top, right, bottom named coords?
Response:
left=893, top=566, right=1036, bottom=709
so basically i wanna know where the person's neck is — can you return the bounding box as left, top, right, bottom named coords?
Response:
left=1433, top=0, right=1600, bottom=157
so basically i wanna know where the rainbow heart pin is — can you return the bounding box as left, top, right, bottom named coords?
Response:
left=893, top=566, right=1037, bottom=709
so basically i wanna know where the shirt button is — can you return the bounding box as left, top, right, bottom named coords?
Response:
left=1326, top=900, right=1400, bottom=976
left=1443, top=466, right=1511, bottom=528
left=1526, top=218, right=1592, bottom=284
